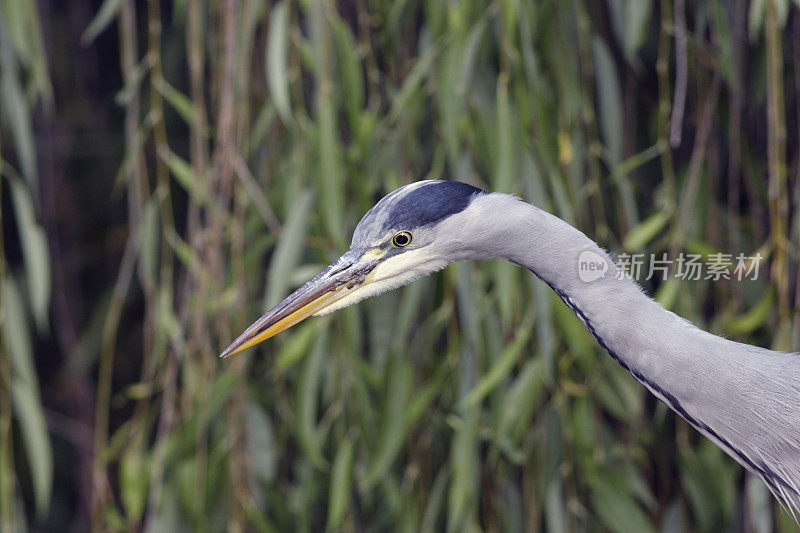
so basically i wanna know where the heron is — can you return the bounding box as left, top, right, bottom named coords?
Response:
left=220, top=179, right=800, bottom=516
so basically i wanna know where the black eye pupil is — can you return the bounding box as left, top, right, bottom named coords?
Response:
left=394, top=233, right=410, bottom=246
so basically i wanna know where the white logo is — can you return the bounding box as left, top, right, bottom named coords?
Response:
left=578, top=250, right=608, bottom=282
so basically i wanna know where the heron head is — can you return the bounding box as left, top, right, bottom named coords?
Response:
left=220, top=180, right=488, bottom=358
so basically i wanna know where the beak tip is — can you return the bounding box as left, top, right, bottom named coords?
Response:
left=219, top=250, right=369, bottom=361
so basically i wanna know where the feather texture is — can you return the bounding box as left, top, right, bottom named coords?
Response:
left=452, top=192, right=800, bottom=516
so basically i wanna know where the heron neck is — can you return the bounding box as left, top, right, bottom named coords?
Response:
left=462, top=194, right=800, bottom=510
left=468, top=194, right=704, bottom=385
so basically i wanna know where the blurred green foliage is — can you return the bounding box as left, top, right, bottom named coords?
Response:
left=2, top=0, right=800, bottom=531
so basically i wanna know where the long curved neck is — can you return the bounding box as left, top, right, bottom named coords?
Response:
left=465, top=194, right=741, bottom=394
left=472, top=196, right=681, bottom=382
left=459, top=193, right=800, bottom=511
left=463, top=195, right=671, bottom=366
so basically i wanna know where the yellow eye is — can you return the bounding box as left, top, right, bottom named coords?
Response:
left=392, top=231, right=412, bottom=247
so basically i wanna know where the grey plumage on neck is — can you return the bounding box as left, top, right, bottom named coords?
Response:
left=457, top=190, right=800, bottom=517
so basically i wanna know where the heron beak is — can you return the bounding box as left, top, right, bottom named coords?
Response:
left=219, top=248, right=385, bottom=359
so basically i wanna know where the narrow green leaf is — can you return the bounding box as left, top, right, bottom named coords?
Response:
left=139, top=197, right=160, bottom=285
left=592, top=362, right=643, bottom=422
left=592, top=37, right=623, bottom=166
left=331, top=17, right=363, bottom=131
left=497, top=358, right=545, bottom=439
left=114, top=56, right=149, bottom=106
left=748, top=0, right=766, bottom=41
left=165, top=230, right=203, bottom=278
left=552, top=291, right=593, bottom=358
left=654, top=277, right=680, bottom=309
left=276, top=319, right=324, bottom=371
left=363, top=355, right=412, bottom=488
left=267, top=1, right=291, bottom=123
left=725, top=288, right=775, bottom=335
left=4, top=0, right=52, bottom=106
left=569, top=398, right=596, bottom=465
left=296, top=334, right=328, bottom=469
left=80, top=0, right=125, bottom=45
left=745, top=475, right=771, bottom=533
left=420, top=469, right=449, bottom=533
left=155, top=77, right=197, bottom=125
left=317, top=104, right=345, bottom=246
left=8, top=175, right=50, bottom=331
left=494, top=73, right=515, bottom=193
left=166, top=372, right=241, bottom=464
left=460, top=316, right=532, bottom=408
left=448, top=406, right=479, bottom=529
left=0, top=35, right=38, bottom=187
left=16, top=0, right=53, bottom=104
left=245, top=401, right=276, bottom=485
left=4, top=278, right=52, bottom=517
left=158, top=148, right=206, bottom=202
left=544, top=476, right=567, bottom=533
left=622, top=211, right=670, bottom=251
left=437, top=18, right=486, bottom=166
left=389, top=44, right=438, bottom=122
left=623, top=0, right=653, bottom=59
left=264, top=190, right=313, bottom=307
left=326, top=439, right=354, bottom=531
left=4, top=276, right=35, bottom=389
left=591, top=476, right=656, bottom=533
left=120, top=448, right=149, bottom=522
left=155, top=286, right=182, bottom=348
left=457, top=19, right=487, bottom=95
left=312, top=0, right=345, bottom=245
left=2, top=0, right=28, bottom=63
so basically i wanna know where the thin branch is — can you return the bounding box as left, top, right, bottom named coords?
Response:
left=91, top=221, right=139, bottom=530
left=231, top=153, right=281, bottom=234
left=657, top=0, right=676, bottom=203
left=0, top=135, right=17, bottom=531
left=726, top=0, right=745, bottom=254
left=765, top=0, right=790, bottom=339
left=669, top=0, right=688, bottom=148
left=672, top=75, right=721, bottom=253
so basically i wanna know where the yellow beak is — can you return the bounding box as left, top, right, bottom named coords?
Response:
left=219, top=249, right=382, bottom=359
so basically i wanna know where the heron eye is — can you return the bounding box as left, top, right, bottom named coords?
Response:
left=392, top=231, right=412, bottom=247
